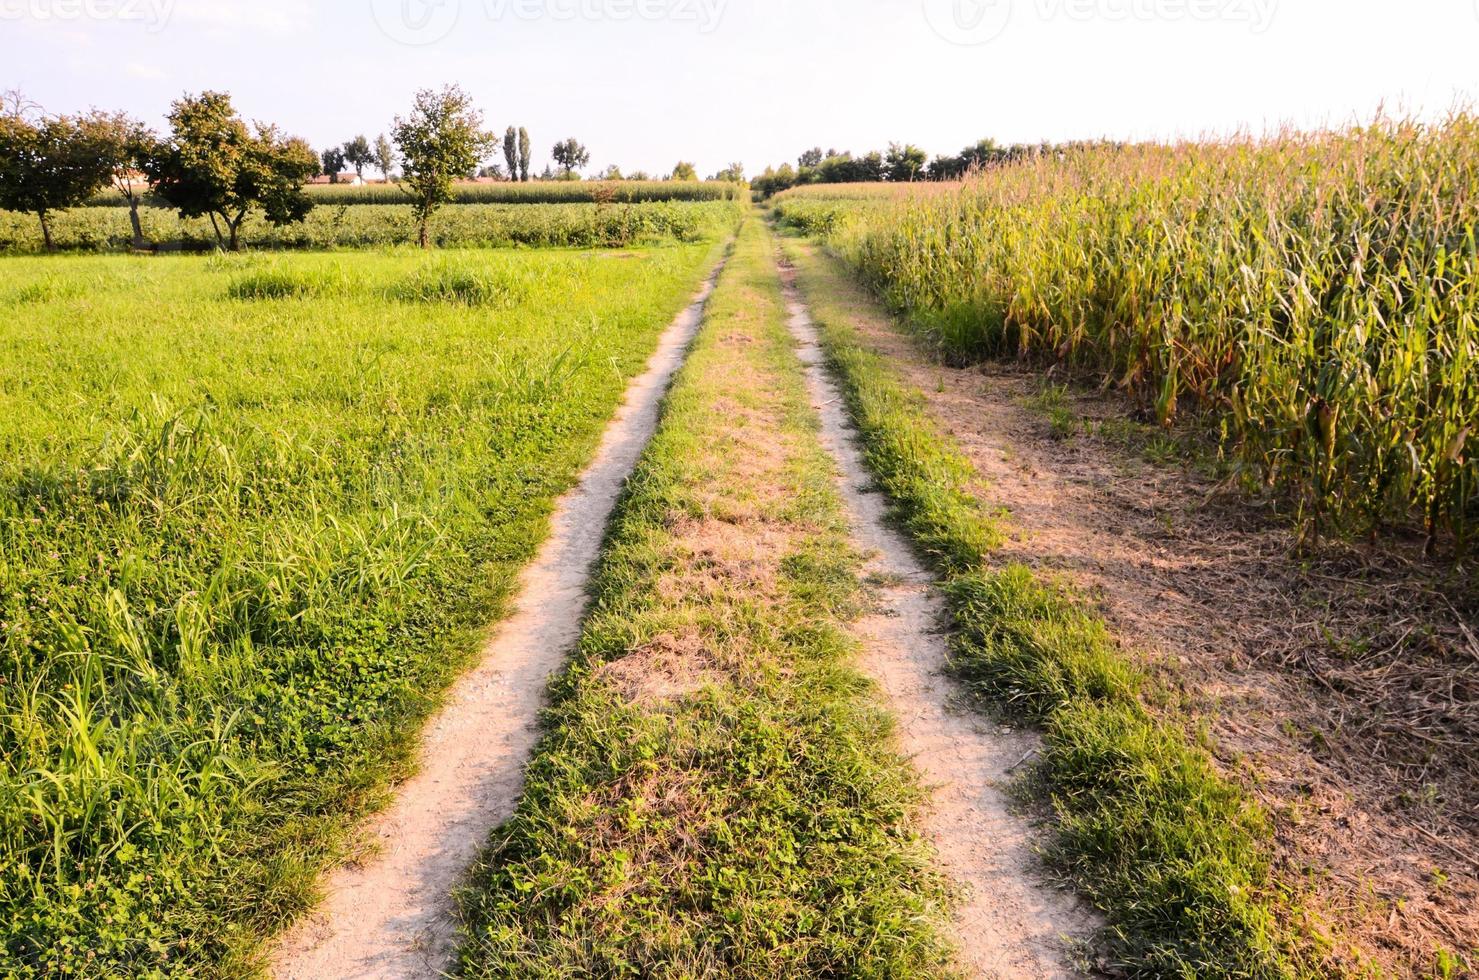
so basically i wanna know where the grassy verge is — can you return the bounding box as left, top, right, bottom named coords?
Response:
left=0, top=242, right=727, bottom=975
left=455, top=218, right=959, bottom=976
left=777, top=230, right=1322, bottom=979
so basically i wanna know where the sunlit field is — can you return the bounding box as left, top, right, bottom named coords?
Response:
left=0, top=240, right=725, bottom=973
left=3, top=33, right=1477, bottom=972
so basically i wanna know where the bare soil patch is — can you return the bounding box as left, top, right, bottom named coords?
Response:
left=595, top=630, right=727, bottom=705
left=827, top=266, right=1479, bottom=975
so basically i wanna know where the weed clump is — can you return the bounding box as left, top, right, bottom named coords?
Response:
left=389, top=262, right=528, bottom=307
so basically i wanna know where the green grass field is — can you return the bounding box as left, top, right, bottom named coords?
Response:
left=0, top=240, right=727, bottom=974
left=0, top=199, right=746, bottom=254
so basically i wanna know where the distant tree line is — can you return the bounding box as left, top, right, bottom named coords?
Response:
left=750, top=138, right=1111, bottom=197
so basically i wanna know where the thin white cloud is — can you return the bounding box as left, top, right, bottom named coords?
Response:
left=125, top=62, right=167, bottom=79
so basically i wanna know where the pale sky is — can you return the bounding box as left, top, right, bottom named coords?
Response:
left=3, top=0, right=1477, bottom=178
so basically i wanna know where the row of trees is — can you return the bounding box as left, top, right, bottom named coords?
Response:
left=587, top=162, right=713, bottom=182
left=0, top=84, right=729, bottom=251
left=320, top=125, right=703, bottom=186
left=0, top=85, right=503, bottom=250
left=501, top=127, right=533, bottom=181
left=0, top=89, right=316, bottom=250
left=320, top=134, right=396, bottom=183
left=751, top=139, right=1063, bottom=197
left=751, top=143, right=926, bottom=197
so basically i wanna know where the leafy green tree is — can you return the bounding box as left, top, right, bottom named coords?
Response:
left=669, top=161, right=698, bottom=181
left=145, top=91, right=317, bottom=251
left=321, top=146, right=346, bottom=182
left=710, top=161, right=745, bottom=183
left=0, top=110, right=115, bottom=250
left=503, top=126, right=518, bottom=180
left=87, top=110, right=158, bottom=249
left=811, top=150, right=885, bottom=183
left=798, top=147, right=823, bottom=169
left=392, top=84, right=495, bottom=248
left=886, top=142, right=927, bottom=182
left=373, top=133, right=397, bottom=180
left=599, top=164, right=624, bottom=180
left=627, top=169, right=651, bottom=181
left=752, top=162, right=798, bottom=198
left=342, top=135, right=373, bottom=179
left=551, top=137, right=589, bottom=178
left=960, top=138, right=1005, bottom=169
left=926, top=154, right=963, bottom=180
left=517, top=126, right=531, bottom=182
left=752, top=165, right=777, bottom=196
left=928, top=138, right=1017, bottom=179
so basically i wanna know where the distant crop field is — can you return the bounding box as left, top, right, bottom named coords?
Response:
left=777, top=118, right=1479, bottom=549
left=774, top=181, right=962, bottom=201
left=766, top=184, right=956, bottom=230
left=298, top=179, right=749, bottom=205
left=82, top=179, right=748, bottom=209
left=0, top=200, right=746, bottom=253
left=0, top=241, right=723, bottom=974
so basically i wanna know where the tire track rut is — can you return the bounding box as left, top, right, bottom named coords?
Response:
left=779, top=256, right=1096, bottom=979
left=271, top=258, right=727, bottom=980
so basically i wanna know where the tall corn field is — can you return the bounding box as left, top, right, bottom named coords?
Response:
left=779, top=115, right=1479, bottom=550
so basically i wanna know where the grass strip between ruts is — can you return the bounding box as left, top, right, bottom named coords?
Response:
left=454, top=216, right=961, bottom=977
